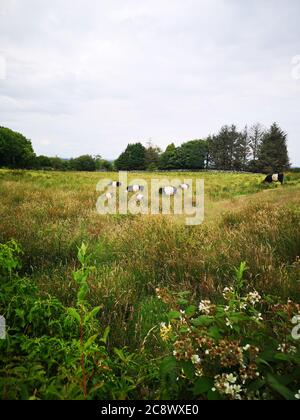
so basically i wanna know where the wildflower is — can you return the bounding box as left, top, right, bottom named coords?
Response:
left=199, top=300, right=213, bottom=315
left=226, top=374, right=237, bottom=384
left=246, top=291, right=262, bottom=306
left=160, top=323, right=172, bottom=342
left=226, top=318, right=233, bottom=329
left=277, top=343, right=287, bottom=353
left=243, top=344, right=251, bottom=351
left=214, top=374, right=243, bottom=400
left=253, top=313, right=263, bottom=322
left=223, top=287, right=234, bottom=300
left=295, top=390, right=300, bottom=400
left=191, top=354, right=201, bottom=365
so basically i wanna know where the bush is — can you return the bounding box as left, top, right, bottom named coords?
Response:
left=157, top=263, right=300, bottom=400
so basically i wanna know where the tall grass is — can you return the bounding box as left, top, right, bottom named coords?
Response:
left=0, top=169, right=300, bottom=350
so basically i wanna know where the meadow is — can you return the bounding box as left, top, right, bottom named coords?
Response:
left=1, top=169, right=300, bottom=400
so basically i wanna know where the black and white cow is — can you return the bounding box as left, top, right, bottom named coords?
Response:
left=263, top=173, right=284, bottom=185
left=127, top=185, right=144, bottom=193
left=110, top=181, right=122, bottom=187
left=159, top=186, right=177, bottom=196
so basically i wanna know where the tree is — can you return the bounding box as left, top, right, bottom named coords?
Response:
left=34, top=155, right=53, bottom=170
left=257, top=123, right=290, bottom=173
left=233, top=126, right=250, bottom=171
left=180, top=140, right=208, bottom=170
left=159, top=143, right=184, bottom=170
left=145, top=141, right=161, bottom=170
left=247, top=124, right=265, bottom=172
left=94, top=155, right=113, bottom=171
left=208, top=125, right=240, bottom=170
left=0, top=127, right=35, bottom=169
left=115, top=143, right=146, bottom=171
left=69, top=155, right=96, bottom=171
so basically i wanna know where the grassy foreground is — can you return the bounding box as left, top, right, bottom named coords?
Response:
left=0, top=169, right=300, bottom=400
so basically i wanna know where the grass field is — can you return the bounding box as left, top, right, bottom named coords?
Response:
left=1, top=169, right=300, bottom=400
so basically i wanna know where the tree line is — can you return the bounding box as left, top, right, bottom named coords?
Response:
left=0, top=123, right=290, bottom=173
left=115, top=123, right=290, bottom=173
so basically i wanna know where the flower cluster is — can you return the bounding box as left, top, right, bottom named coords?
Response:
left=246, top=291, right=262, bottom=306
left=159, top=322, right=172, bottom=342
left=214, top=373, right=243, bottom=400
left=198, top=299, right=215, bottom=315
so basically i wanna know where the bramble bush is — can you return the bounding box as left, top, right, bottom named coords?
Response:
left=1, top=241, right=300, bottom=400
left=0, top=241, right=151, bottom=400
left=157, top=262, right=300, bottom=400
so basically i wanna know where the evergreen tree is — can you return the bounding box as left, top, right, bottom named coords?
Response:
left=115, top=143, right=146, bottom=171
left=257, top=123, right=290, bottom=173
left=233, top=126, right=250, bottom=171
left=208, top=125, right=240, bottom=170
left=145, top=141, right=161, bottom=170
left=247, top=123, right=265, bottom=172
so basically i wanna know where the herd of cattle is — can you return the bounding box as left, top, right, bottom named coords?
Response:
left=105, top=173, right=284, bottom=202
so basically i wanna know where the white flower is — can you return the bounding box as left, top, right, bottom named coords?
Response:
left=205, top=350, right=210, bottom=355
left=295, top=390, right=300, bottom=400
left=191, top=354, right=201, bottom=365
left=226, top=374, right=237, bottom=384
left=199, top=300, right=212, bottom=315
left=226, top=318, right=233, bottom=329
left=243, top=344, right=251, bottom=351
left=246, top=291, right=262, bottom=306
left=253, top=313, right=263, bottom=322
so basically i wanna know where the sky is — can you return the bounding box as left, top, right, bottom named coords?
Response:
left=0, top=0, right=300, bottom=165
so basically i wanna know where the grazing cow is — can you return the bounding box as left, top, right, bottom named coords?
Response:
left=110, top=181, right=122, bottom=187
left=159, top=186, right=177, bottom=196
left=105, top=192, right=114, bottom=200
left=136, top=194, right=144, bottom=202
left=263, top=173, right=284, bottom=185
left=179, top=183, right=190, bottom=190
left=127, top=185, right=144, bottom=193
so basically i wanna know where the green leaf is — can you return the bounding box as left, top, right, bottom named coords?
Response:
left=168, top=311, right=181, bottom=321
left=67, top=308, right=81, bottom=323
left=160, top=356, right=177, bottom=376
left=185, top=305, right=197, bottom=317
left=207, top=389, right=223, bottom=400
left=266, top=374, right=296, bottom=400
left=192, top=316, right=214, bottom=327
left=193, top=377, right=214, bottom=396
left=84, top=334, right=98, bottom=350
left=100, top=326, right=110, bottom=344
left=180, top=361, right=195, bottom=380
left=84, top=306, right=102, bottom=323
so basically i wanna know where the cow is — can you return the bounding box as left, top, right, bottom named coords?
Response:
left=179, top=183, right=190, bottom=190
left=159, top=186, right=177, bottom=196
left=127, top=185, right=144, bottom=193
left=263, top=173, right=284, bottom=185
left=110, top=181, right=122, bottom=187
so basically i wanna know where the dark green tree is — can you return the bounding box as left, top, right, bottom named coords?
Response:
left=115, top=143, right=146, bottom=171
left=0, top=127, right=35, bottom=168
left=69, top=155, right=96, bottom=171
left=180, top=140, right=208, bottom=170
left=257, top=123, right=290, bottom=173
left=145, top=141, right=161, bottom=170
left=158, top=143, right=184, bottom=170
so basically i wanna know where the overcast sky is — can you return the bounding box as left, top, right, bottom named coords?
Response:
left=0, top=0, right=300, bottom=164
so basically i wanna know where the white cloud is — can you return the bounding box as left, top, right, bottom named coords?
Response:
left=0, top=0, right=300, bottom=164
